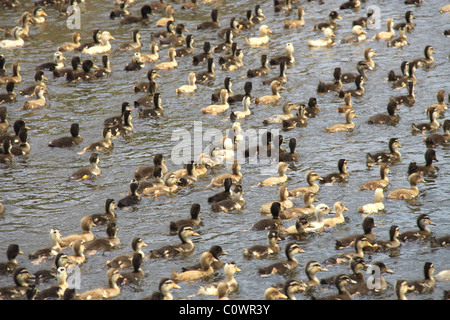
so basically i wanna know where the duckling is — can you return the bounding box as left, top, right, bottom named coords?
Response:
left=394, top=11, right=415, bottom=31
left=387, top=25, right=408, bottom=47
left=281, top=192, right=317, bottom=221
left=317, top=67, right=342, bottom=93
left=85, top=222, right=120, bottom=252
left=175, top=34, right=195, bottom=58
left=218, top=17, right=243, bottom=39
left=11, top=127, right=30, bottom=156
left=141, top=42, right=160, bottom=64
left=134, top=154, right=167, bottom=181
left=195, top=58, right=215, bottom=84
left=133, top=69, right=159, bottom=94
left=0, top=82, right=17, bottom=104
left=360, top=165, right=390, bottom=191
left=211, top=185, right=245, bottom=213
left=270, top=43, right=295, bottom=68
left=323, top=202, right=348, bottom=228
left=340, top=25, right=367, bottom=44
left=308, top=27, right=335, bottom=47
left=243, top=230, right=281, bottom=259
left=263, top=61, right=287, bottom=85
left=313, top=11, right=342, bottom=31
left=120, top=253, right=144, bottom=285
left=326, top=110, right=358, bottom=133
left=362, top=47, right=377, bottom=69
left=207, top=178, right=232, bottom=204
left=366, top=138, right=402, bottom=167
left=52, top=56, right=81, bottom=79
left=387, top=173, right=425, bottom=200
left=118, top=29, right=142, bottom=52
left=144, top=278, right=180, bottom=300
left=0, top=61, right=21, bottom=85
left=325, top=235, right=373, bottom=266
left=357, top=188, right=385, bottom=215
left=372, top=225, right=402, bottom=250
left=116, top=179, right=141, bottom=208
left=263, top=102, right=298, bottom=125
left=221, top=48, right=244, bottom=71
left=136, top=90, right=164, bottom=118
left=69, top=153, right=102, bottom=182
left=149, top=0, right=167, bottom=13
left=202, top=89, right=229, bottom=115
left=258, top=242, right=304, bottom=277
left=160, top=23, right=188, bottom=47
left=0, top=56, right=5, bottom=77
left=156, top=5, right=175, bottom=28
left=407, top=262, right=435, bottom=294
left=412, top=107, right=440, bottom=133
left=317, top=274, right=357, bottom=300
left=78, top=60, right=100, bottom=81
left=0, top=244, right=23, bottom=274
left=36, top=51, right=66, bottom=72
left=395, top=279, right=415, bottom=300
left=228, top=81, right=253, bottom=105
left=286, top=217, right=310, bottom=240
left=298, top=261, right=328, bottom=289
left=59, top=216, right=96, bottom=247
left=76, top=29, right=101, bottom=53
left=171, top=252, right=217, bottom=283
left=367, top=100, right=400, bottom=125
left=408, top=149, right=438, bottom=177
left=341, top=61, right=372, bottom=84
left=391, top=81, right=415, bottom=107
left=143, top=172, right=179, bottom=198
left=196, top=9, right=220, bottom=30
left=22, top=86, right=46, bottom=110
left=398, top=214, right=435, bottom=242
left=320, top=159, right=349, bottom=184
left=257, top=162, right=290, bottom=187
left=0, top=140, right=13, bottom=164
left=31, top=7, right=47, bottom=24
left=260, top=185, right=292, bottom=215
left=230, top=96, right=252, bottom=121
left=32, top=252, right=70, bottom=284
left=244, top=25, right=272, bottom=46
left=120, top=4, right=153, bottom=25
left=67, top=239, right=86, bottom=265
left=340, top=0, right=361, bottom=9
left=110, top=0, right=130, bottom=19
left=264, top=287, right=288, bottom=300
left=0, top=27, right=24, bottom=49
left=169, top=203, right=202, bottom=234
left=289, top=171, right=322, bottom=197
left=124, top=53, right=145, bottom=72
left=239, top=9, right=254, bottom=29
left=425, top=119, right=450, bottom=148
left=387, top=61, right=409, bottom=83
left=279, top=138, right=300, bottom=162
left=336, top=217, right=377, bottom=251
left=58, top=32, right=82, bottom=53
left=284, top=7, right=305, bottom=29
left=247, top=54, right=270, bottom=78
left=425, top=90, right=447, bottom=117
left=48, top=123, right=82, bottom=148
left=304, top=203, right=332, bottom=233
left=338, top=75, right=365, bottom=98
left=106, top=237, right=147, bottom=269
left=29, top=229, right=62, bottom=261
left=34, top=267, right=68, bottom=300
left=197, top=262, right=240, bottom=296
left=0, top=268, right=35, bottom=300
left=149, top=225, right=199, bottom=258
left=373, top=18, right=395, bottom=40
left=210, top=160, right=242, bottom=187
left=251, top=202, right=284, bottom=231
left=82, top=31, right=115, bottom=55
left=155, top=48, right=177, bottom=70
left=255, top=80, right=284, bottom=105
left=79, top=268, right=123, bottom=300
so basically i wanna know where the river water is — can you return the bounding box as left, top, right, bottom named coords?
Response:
left=0, top=0, right=449, bottom=301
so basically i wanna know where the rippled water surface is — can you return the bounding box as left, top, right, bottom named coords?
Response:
left=0, top=0, right=449, bottom=301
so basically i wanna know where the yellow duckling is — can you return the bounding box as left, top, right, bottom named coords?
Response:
left=176, top=72, right=197, bottom=94
left=79, top=268, right=123, bottom=300
left=387, top=173, right=425, bottom=200
left=210, top=160, right=242, bottom=187
left=171, top=252, right=217, bottom=282
left=58, top=32, right=83, bottom=52
left=308, top=28, right=335, bottom=47
left=325, top=110, right=358, bottom=133
left=373, top=18, right=395, bottom=40
left=22, top=86, right=46, bottom=110
left=284, top=7, right=305, bottom=29
left=201, top=89, right=229, bottom=115
left=156, top=5, right=175, bottom=27
left=358, top=188, right=385, bottom=215
left=244, top=25, right=272, bottom=46
left=0, top=27, right=24, bottom=49
left=288, top=171, right=323, bottom=197
left=230, top=95, right=252, bottom=120
left=260, top=185, right=293, bottom=214
left=281, top=192, right=317, bottom=220
left=257, top=162, right=290, bottom=187
left=255, top=80, right=284, bottom=105
left=155, top=47, right=178, bottom=70
left=142, top=172, right=179, bottom=197
left=323, top=202, right=348, bottom=228
left=337, top=93, right=353, bottom=113
left=262, top=102, right=298, bottom=125
left=59, top=216, right=97, bottom=247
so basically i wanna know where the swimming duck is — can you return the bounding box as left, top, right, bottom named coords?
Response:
left=118, top=29, right=142, bottom=52
left=171, top=251, right=217, bottom=283
left=120, top=4, right=153, bottom=25
left=308, top=27, right=335, bottom=47
left=22, top=86, right=46, bottom=110
left=251, top=4, right=266, bottom=24
left=0, top=27, right=24, bottom=49
left=196, top=9, right=220, bottom=30
left=335, top=217, right=377, bottom=249
left=391, top=81, right=415, bottom=107
left=326, top=110, right=358, bottom=133
left=144, top=278, right=180, bottom=300
left=372, top=225, right=402, bottom=250
left=142, top=172, right=179, bottom=197
left=341, top=61, right=372, bottom=84
left=338, top=76, right=365, bottom=98
left=228, top=81, right=253, bottom=105
left=255, top=80, right=284, bottom=105
left=169, top=203, right=202, bottom=234
left=117, top=179, right=141, bottom=208
left=257, top=162, right=290, bottom=187
left=362, top=48, right=377, bottom=69
left=79, top=59, right=100, bottom=81
left=260, top=185, right=292, bottom=215
left=58, top=32, right=82, bottom=52
left=244, top=25, right=272, bottom=46
left=398, top=214, right=435, bottom=242
left=78, top=127, right=112, bottom=155
left=279, top=138, right=300, bottom=162
left=387, top=61, right=409, bottom=83
left=195, top=57, right=215, bottom=84
left=159, top=23, right=188, bottom=47
left=214, top=30, right=233, bottom=55
left=82, top=31, right=115, bottom=55
left=317, top=67, right=342, bottom=93
left=243, top=230, right=281, bottom=259
left=133, top=69, right=159, bottom=94
left=31, top=7, right=47, bottom=24
left=425, top=119, right=450, bottom=148
left=395, top=279, right=415, bottom=300
left=85, top=222, right=120, bottom=252
left=104, top=102, right=130, bottom=127
left=141, top=42, right=160, bottom=63
left=0, top=268, right=35, bottom=300
left=274, top=0, right=293, bottom=12
left=387, top=25, right=408, bottom=47
left=0, top=107, right=9, bottom=133
left=32, top=252, right=70, bottom=284
left=134, top=154, right=167, bottom=181
left=373, top=18, right=395, bottom=40
left=258, top=242, right=304, bottom=277
left=284, top=7, right=305, bottom=29
left=48, top=123, right=82, bottom=148
left=69, top=153, right=102, bottom=181
left=29, top=229, right=62, bottom=261
left=412, top=107, right=440, bottom=133
left=289, top=171, right=323, bottom=198
left=0, top=56, right=5, bottom=77
left=36, top=51, right=66, bottom=72
left=201, top=89, right=229, bottom=115
left=230, top=96, right=252, bottom=120
left=53, top=56, right=81, bottom=78
left=393, top=62, right=416, bottom=89
left=394, top=11, right=415, bottom=31
left=59, top=216, right=96, bottom=247
left=221, top=48, right=244, bottom=71
left=0, top=61, right=21, bottom=85
left=247, top=54, right=270, bottom=78
left=0, top=140, right=13, bottom=164
left=313, top=11, right=342, bottom=31
left=326, top=235, right=373, bottom=266
left=218, top=17, right=243, bottom=39
left=0, top=82, right=17, bottom=104
left=124, top=52, right=145, bottom=72
left=298, top=261, right=328, bottom=289
left=317, top=274, right=357, bottom=300
left=175, top=72, right=197, bottom=95
left=149, top=0, right=167, bottom=12
left=238, top=9, right=254, bottom=29
left=149, top=225, right=199, bottom=258
left=357, top=188, right=385, bottom=215
left=182, top=245, right=227, bottom=272
left=340, top=25, right=367, bottom=44
left=425, top=90, right=447, bottom=117
left=360, top=164, right=391, bottom=191
left=366, top=137, right=402, bottom=167
left=106, top=237, right=147, bottom=269
left=0, top=244, right=23, bottom=275
left=251, top=202, right=284, bottom=232
left=387, top=173, right=425, bottom=200
left=211, top=185, right=245, bottom=213
left=66, top=239, right=86, bottom=266
left=10, top=127, right=30, bottom=156
left=263, top=61, right=287, bottom=85
left=263, top=102, right=298, bottom=125
left=270, top=43, right=295, bottom=68
left=34, top=267, right=68, bottom=300
left=120, top=253, right=144, bottom=285
left=210, top=160, right=242, bottom=187
left=367, top=100, right=399, bottom=125
left=406, top=262, right=435, bottom=294
left=155, top=48, right=177, bottom=70
left=156, top=5, right=175, bottom=28
left=286, top=217, right=310, bottom=240
left=76, top=29, right=101, bottom=53
left=323, top=202, right=348, bottom=228
left=303, top=203, right=332, bottom=233
left=207, top=178, right=233, bottom=204
left=320, top=159, right=349, bottom=184
left=90, top=199, right=117, bottom=226
left=264, top=287, right=288, bottom=300
left=197, top=262, right=240, bottom=296
left=175, top=34, right=195, bottom=58
left=281, top=192, right=317, bottom=221
left=79, top=268, right=123, bottom=300
left=193, top=42, right=213, bottom=66
left=340, top=0, right=361, bottom=9
left=110, top=0, right=130, bottom=19
left=136, top=167, right=165, bottom=193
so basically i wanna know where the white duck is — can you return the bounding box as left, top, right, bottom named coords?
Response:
left=244, top=25, right=272, bottom=46
left=82, top=31, right=115, bottom=55
left=308, top=28, right=335, bottom=47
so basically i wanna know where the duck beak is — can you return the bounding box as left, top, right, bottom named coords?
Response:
left=193, top=232, right=200, bottom=236
left=42, top=11, right=48, bottom=16
left=429, top=220, right=436, bottom=225
left=337, top=15, right=342, bottom=20
left=174, top=283, right=181, bottom=289
left=92, top=64, right=99, bottom=69
left=344, top=207, right=349, bottom=211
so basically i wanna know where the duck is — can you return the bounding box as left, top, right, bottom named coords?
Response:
left=425, top=90, right=447, bottom=117
left=289, top=171, right=323, bottom=197
left=48, top=123, right=83, bottom=148
left=221, top=48, right=244, bottom=71
left=341, top=61, right=372, bottom=84
left=281, top=192, right=317, bottom=221
left=286, top=217, right=310, bottom=240
left=36, top=51, right=66, bottom=72
left=69, top=153, right=102, bottom=181
left=335, top=216, right=377, bottom=250
left=255, top=80, right=284, bottom=105
left=323, top=202, right=348, bottom=228
left=228, top=81, right=253, bottom=105
left=313, top=11, right=342, bottom=31
left=84, top=222, right=120, bottom=252
left=340, top=25, right=367, bottom=44
left=0, top=61, right=21, bottom=86
left=210, top=160, right=242, bottom=187
left=59, top=216, right=96, bottom=247
left=211, top=185, right=245, bottom=213
left=362, top=47, right=377, bottom=69
left=263, top=61, right=287, bottom=85
left=264, top=287, right=288, bottom=300
left=336, top=93, right=352, bottom=113
left=412, top=107, right=440, bottom=133
left=175, top=34, right=195, bottom=58
left=218, top=17, right=242, bottom=39
left=260, top=185, right=292, bottom=215
left=387, top=25, right=408, bottom=47
left=53, top=56, right=81, bottom=79
left=181, top=245, right=227, bottom=272
left=82, top=31, right=115, bottom=55
left=156, top=5, right=175, bottom=28
left=263, top=102, right=298, bottom=125
left=120, top=4, right=153, bottom=25
left=357, top=188, right=385, bottom=215
left=407, top=149, right=438, bottom=177
left=325, top=235, right=373, bottom=266
left=22, top=86, right=46, bottom=110
left=155, top=48, right=177, bottom=70
left=110, top=0, right=130, bottom=19
left=144, top=278, right=180, bottom=300
left=247, top=54, right=270, bottom=78
left=159, top=23, right=188, bottom=47
left=193, top=42, right=213, bottom=66
left=372, top=225, right=402, bottom=250
left=258, top=242, right=304, bottom=277
left=395, top=279, right=415, bottom=300
left=171, top=252, right=217, bottom=283
left=79, top=59, right=100, bottom=81
left=317, top=67, right=342, bottom=93
left=118, top=29, right=142, bottom=52
left=391, top=81, right=415, bottom=107
left=124, top=52, right=145, bottom=72
left=75, top=29, right=101, bottom=53
left=360, top=164, right=391, bottom=191
left=197, top=262, right=241, bottom=296
left=243, top=230, right=281, bottom=259
left=340, top=0, right=361, bottom=10
left=304, top=204, right=332, bottom=233
left=32, top=252, right=70, bottom=284
left=201, top=89, right=229, bottom=115
left=149, top=0, right=167, bottom=13
left=120, top=253, right=145, bottom=285
left=214, top=30, right=234, bottom=55
left=367, top=100, right=400, bottom=126
left=79, top=125, right=112, bottom=154
left=298, top=261, right=329, bottom=289
left=104, top=102, right=130, bottom=127
left=67, top=239, right=86, bottom=265
left=0, top=27, right=24, bottom=49
left=230, top=96, right=252, bottom=120
left=106, top=237, right=148, bottom=269
left=338, top=75, right=365, bottom=98
left=0, top=82, right=17, bottom=104
left=0, top=268, right=35, bottom=300
left=136, top=167, right=165, bottom=193
left=133, top=69, right=159, bottom=94
left=387, top=173, right=425, bottom=200
left=239, top=9, right=254, bottom=29
left=425, top=119, right=450, bottom=148
left=373, top=18, right=395, bottom=40
left=316, top=274, right=357, bottom=300
left=244, top=25, right=272, bottom=46
left=141, top=42, right=160, bottom=63
left=0, top=56, right=5, bottom=77
left=279, top=138, right=300, bottom=162
left=257, top=162, right=290, bottom=187
left=110, top=107, right=134, bottom=136
left=320, top=159, right=349, bottom=184
left=196, top=9, right=220, bottom=30
left=326, top=110, right=358, bottom=133
left=207, top=177, right=233, bottom=204
left=366, top=137, right=402, bottom=167
left=0, top=107, right=7, bottom=134
left=149, top=225, right=199, bottom=258
left=134, top=154, right=167, bottom=181
left=251, top=202, right=284, bottom=232
left=392, top=62, right=415, bottom=89
left=270, top=43, right=295, bottom=68
left=406, top=262, right=435, bottom=294
left=117, top=179, right=141, bottom=208
left=0, top=140, right=13, bottom=164
left=169, top=203, right=202, bottom=233
left=10, top=127, right=30, bottom=156
left=394, top=11, right=415, bottom=31
left=79, top=268, right=123, bottom=300
left=29, top=229, right=62, bottom=261
left=284, top=7, right=305, bottom=29
left=195, top=57, right=215, bottom=84
left=34, top=267, right=68, bottom=300
left=58, top=32, right=82, bottom=52
left=398, top=214, right=435, bottom=242
left=387, top=60, right=409, bottom=83
left=308, top=27, right=335, bottom=47
left=0, top=244, right=23, bottom=275
left=31, top=7, right=47, bottom=24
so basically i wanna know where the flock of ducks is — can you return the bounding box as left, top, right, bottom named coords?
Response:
left=0, top=0, right=449, bottom=302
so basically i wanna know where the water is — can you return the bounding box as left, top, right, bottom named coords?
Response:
left=0, top=0, right=449, bottom=301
